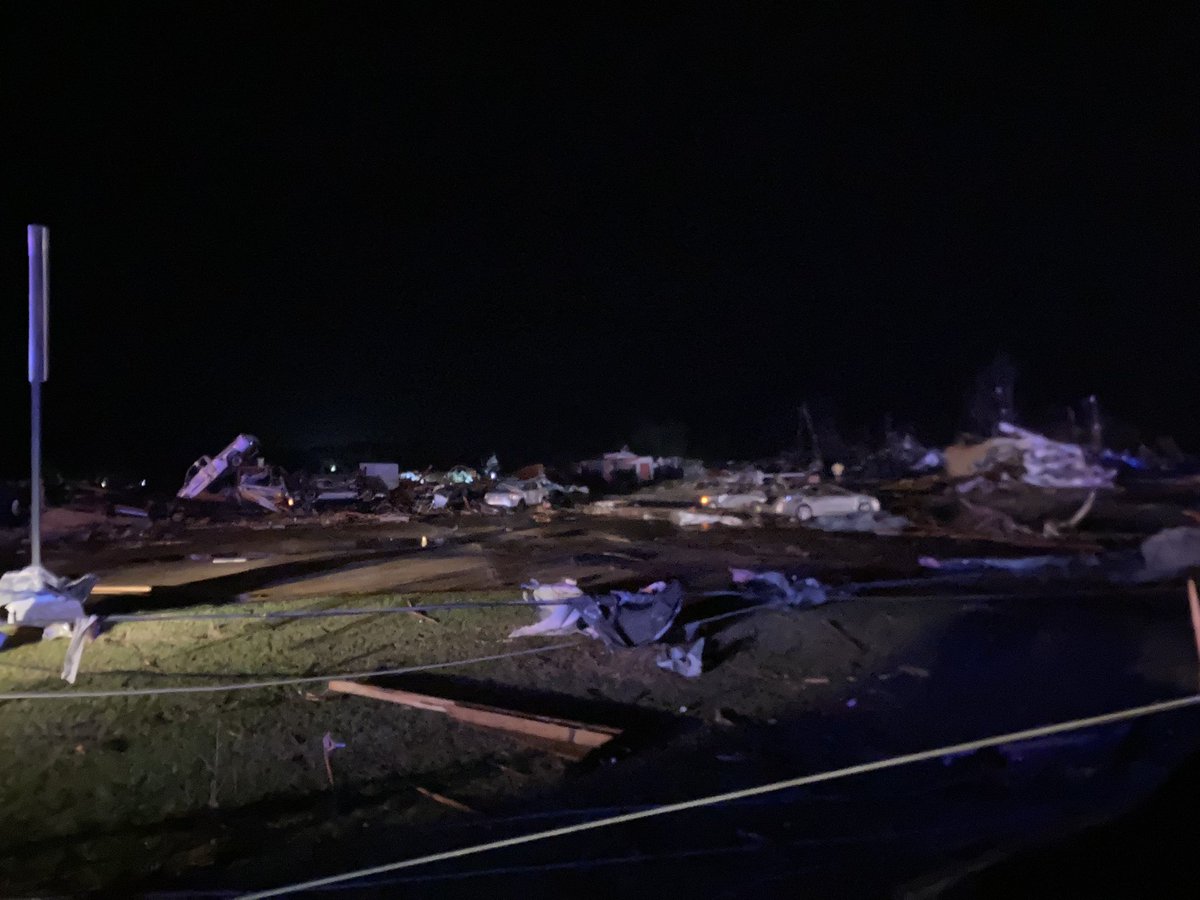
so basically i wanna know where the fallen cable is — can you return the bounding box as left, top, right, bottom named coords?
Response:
left=0, top=641, right=578, bottom=701
left=238, top=692, right=1200, bottom=899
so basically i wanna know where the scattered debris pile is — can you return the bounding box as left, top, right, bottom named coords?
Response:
left=0, top=565, right=95, bottom=628
left=509, top=579, right=684, bottom=648
left=0, top=565, right=99, bottom=683
left=945, top=423, right=1116, bottom=490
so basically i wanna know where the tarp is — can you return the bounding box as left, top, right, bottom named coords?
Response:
left=0, top=565, right=95, bottom=628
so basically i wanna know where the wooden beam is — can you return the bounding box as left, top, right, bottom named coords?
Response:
left=414, top=785, right=479, bottom=814
left=1187, top=579, right=1200, bottom=689
left=327, top=680, right=621, bottom=756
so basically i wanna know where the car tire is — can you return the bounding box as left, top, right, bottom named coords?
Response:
left=227, top=452, right=243, bottom=468
left=857, top=500, right=873, bottom=513
left=795, top=504, right=814, bottom=521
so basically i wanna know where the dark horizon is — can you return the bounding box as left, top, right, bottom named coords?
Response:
left=3, top=6, right=1197, bottom=482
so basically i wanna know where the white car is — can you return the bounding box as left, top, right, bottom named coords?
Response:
left=699, top=491, right=768, bottom=513
left=769, top=485, right=881, bottom=521
left=485, top=477, right=588, bottom=510
left=484, top=478, right=551, bottom=509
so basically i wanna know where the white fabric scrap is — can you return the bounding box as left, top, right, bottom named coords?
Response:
left=509, top=579, right=587, bottom=638
left=60, top=615, right=99, bottom=684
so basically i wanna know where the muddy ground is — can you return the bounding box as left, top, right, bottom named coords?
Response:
left=1, top=497, right=1199, bottom=897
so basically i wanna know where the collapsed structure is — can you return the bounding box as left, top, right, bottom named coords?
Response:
left=945, top=422, right=1117, bottom=489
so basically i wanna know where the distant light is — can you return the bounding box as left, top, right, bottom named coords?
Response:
left=140, top=479, right=147, bottom=488
left=420, top=535, right=428, bottom=548
left=699, top=495, right=710, bottom=506
left=100, top=479, right=108, bottom=489
left=330, top=465, right=337, bottom=473
left=287, top=497, right=295, bottom=507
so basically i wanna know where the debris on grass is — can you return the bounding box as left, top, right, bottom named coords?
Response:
left=509, top=580, right=684, bottom=648
left=414, top=785, right=478, bottom=814
left=730, top=569, right=829, bottom=607
left=322, top=732, right=346, bottom=787
left=326, top=680, right=621, bottom=760
left=656, top=637, right=705, bottom=678
left=670, top=510, right=744, bottom=528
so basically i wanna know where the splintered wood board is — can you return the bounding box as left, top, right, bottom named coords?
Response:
left=327, top=680, right=621, bottom=758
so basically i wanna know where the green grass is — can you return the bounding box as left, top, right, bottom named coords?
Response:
left=0, top=592, right=565, bottom=890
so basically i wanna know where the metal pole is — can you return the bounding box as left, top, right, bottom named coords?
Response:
left=30, top=380, right=41, bottom=568
left=28, top=225, right=49, bottom=569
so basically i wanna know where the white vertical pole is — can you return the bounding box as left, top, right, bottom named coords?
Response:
left=28, top=225, right=49, bottom=569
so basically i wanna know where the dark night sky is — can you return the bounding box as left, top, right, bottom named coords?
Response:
left=1, top=5, right=1197, bottom=481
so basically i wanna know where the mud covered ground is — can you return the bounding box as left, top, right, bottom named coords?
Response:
left=1, top=501, right=1199, bottom=896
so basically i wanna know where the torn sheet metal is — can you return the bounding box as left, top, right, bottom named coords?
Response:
left=0, top=565, right=96, bottom=628
left=657, top=637, right=705, bottom=677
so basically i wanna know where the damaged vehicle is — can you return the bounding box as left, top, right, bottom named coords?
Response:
left=484, top=476, right=587, bottom=510
left=177, top=434, right=260, bottom=500
left=176, top=434, right=298, bottom=514
left=769, top=484, right=881, bottom=521
left=699, top=490, right=768, bottom=513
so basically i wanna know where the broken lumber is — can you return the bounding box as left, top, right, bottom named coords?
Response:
left=327, top=680, right=621, bottom=759
left=414, top=785, right=478, bottom=814
left=1187, top=580, right=1200, bottom=689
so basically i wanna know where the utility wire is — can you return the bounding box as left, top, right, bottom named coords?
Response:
left=239, top=692, right=1200, bottom=898
left=0, top=641, right=578, bottom=701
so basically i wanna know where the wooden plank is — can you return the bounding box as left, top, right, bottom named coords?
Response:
left=328, top=681, right=451, bottom=713
left=414, top=785, right=479, bottom=814
left=1187, top=579, right=1200, bottom=689
left=327, top=680, right=620, bottom=753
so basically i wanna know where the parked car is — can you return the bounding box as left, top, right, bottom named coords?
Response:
left=484, top=476, right=587, bottom=510
left=769, top=485, right=881, bottom=521
left=485, top=478, right=550, bottom=509
left=699, top=491, right=768, bottom=513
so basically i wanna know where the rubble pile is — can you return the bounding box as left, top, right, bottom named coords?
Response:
left=946, top=423, right=1116, bottom=490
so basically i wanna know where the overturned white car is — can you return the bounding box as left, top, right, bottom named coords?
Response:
left=769, top=485, right=880, bottom=521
